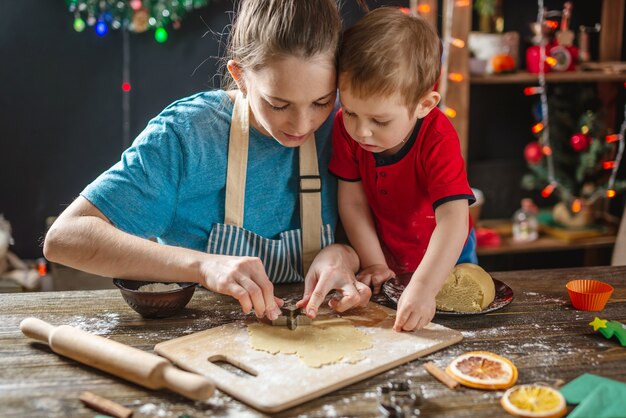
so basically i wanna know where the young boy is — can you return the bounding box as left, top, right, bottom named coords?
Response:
left=329, top=7, right=477, bottom=332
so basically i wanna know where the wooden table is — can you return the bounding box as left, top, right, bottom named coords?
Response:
left=2, top=266, right=626, bottom=417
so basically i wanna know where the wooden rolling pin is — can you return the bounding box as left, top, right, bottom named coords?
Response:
left=20, top=317, right=215, bottom=401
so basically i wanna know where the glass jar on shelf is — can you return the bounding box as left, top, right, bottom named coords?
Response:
left=512, top=198, right=539, bottom=242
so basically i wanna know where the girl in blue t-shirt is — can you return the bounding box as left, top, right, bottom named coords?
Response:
left=44, top=0, right=371, bottom=321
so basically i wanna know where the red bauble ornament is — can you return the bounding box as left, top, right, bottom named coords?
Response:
left=524, top=141, right=543, bottom=164
left=570, top=133, right=591, bottom=152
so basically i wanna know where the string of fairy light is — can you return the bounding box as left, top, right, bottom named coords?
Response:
left=65, top=0, right=211, bottom=148
left=524, top=0, right=625, bottom=212
left=66, top=0, right=210, bottom=42
left=436, top=0, right=470, bottom=119
left=409, top=0, right=469, bottom=119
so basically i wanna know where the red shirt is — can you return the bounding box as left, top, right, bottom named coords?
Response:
left=329, top=108, right=475, bottom=275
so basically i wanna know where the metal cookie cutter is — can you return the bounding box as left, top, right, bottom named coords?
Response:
left=271, top=305, right=311, bottom=330
left=378, top=380, right=422, bottom=417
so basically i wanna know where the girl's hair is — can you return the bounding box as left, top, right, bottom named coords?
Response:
left=338, top=7, right=442, bottom=112
left=223, top=0, right=344, bottom=89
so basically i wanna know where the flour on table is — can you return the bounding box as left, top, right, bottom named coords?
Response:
left=68, top=312, right=119, bottom=335
left=137, top=282, right=181, bottom=292
left=247, top=316, right=372, bottom=368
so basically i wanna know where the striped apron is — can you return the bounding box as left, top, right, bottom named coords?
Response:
left=206, top=92, right=334, bottom=283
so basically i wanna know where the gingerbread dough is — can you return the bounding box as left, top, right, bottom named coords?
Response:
left=247, top=316, right=373, bottom=368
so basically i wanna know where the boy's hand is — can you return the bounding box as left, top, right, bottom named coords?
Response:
left=393, top=283, right=437, bottom=332
left=356, top=264, right=396, bottom=295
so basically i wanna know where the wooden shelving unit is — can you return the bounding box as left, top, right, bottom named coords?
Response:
left=471, top=70, right=626, bottom=85
left=476, top=219, right=616, bottom=267
left=477, top=234, right=616, bottom=256
left=448, top=0, right=625, bottom=160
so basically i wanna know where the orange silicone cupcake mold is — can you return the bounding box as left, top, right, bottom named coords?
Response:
left=566, top=279, right=614, bottom=311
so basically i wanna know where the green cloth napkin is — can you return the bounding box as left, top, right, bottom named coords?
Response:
left=560, top=374, right=626, bottom=418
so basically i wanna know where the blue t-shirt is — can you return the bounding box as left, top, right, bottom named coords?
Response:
left=82, top=90, right=338, bottom=252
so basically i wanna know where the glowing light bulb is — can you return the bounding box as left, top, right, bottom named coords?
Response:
left=95, top=20, right=108, bottom=36
left=418, top=4, right=431, bottom=13
left=130, top=0, right=142, bottom=11
left=606, top=134, right=619, bottom=143
left=571, top=199, right=582, bottom=213
left=546, top=56, right=557, bottom=67
left=603, top=161, right=615, bottom=170
left=155, top=27, right=168, bottom=43
left=546, top=20, right=558, bottom=29
left=542, top=146, right=552, bottom=155
left=455, top=0, right=470, bottom=6
left=122, top=82, right=131, bottom=92
left=541, top=184, right=555, bottom=198
left=448, top=73, right=464, bottom=82
left=443, top=107, right=457, bottom=118
left=73, top=17, right=86, bottom=32
left=523, top=87, right=543, bottom=96
left=450, top=38, right=465, bottom=48
left=532, top=122, right=544, bottom=134
left=607, top=189, right=617, bottom=198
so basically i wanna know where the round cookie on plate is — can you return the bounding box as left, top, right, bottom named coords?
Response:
left=436, top=264, right=496, bottom=313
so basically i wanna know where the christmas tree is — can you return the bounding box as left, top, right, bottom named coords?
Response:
left=521, top=84, right=626, bottom=222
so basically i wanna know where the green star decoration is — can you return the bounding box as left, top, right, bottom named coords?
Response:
left=589, top=317, right=626, bottom=347
left=589, top=317, right=607, bottom=331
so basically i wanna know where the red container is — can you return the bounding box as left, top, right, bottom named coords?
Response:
left=526, top=43, right=578, bottom=73
left=566, top=279, right=614, bottom=311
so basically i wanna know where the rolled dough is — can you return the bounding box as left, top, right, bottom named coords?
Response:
left=247, top=316, right=373, bottom=368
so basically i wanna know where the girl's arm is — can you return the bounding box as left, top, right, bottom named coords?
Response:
left=44, top=196, right=282, bottom=320
left=338, top=180, right=395, bottom=293
left=394, top=199, right=469, bottom=331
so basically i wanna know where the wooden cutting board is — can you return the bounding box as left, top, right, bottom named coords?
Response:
left=155, top=302, right=462, bottom=413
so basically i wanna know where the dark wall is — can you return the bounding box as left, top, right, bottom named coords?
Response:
left=1, top=1, right=228, bottom=257
left=1, top=0, right=624, bottom=259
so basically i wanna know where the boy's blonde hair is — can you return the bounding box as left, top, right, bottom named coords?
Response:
left=224, top=0, right=342, bottom=88
left=339, top=7, right=442, bottom=112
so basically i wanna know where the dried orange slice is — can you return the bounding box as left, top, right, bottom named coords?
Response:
left=446, top=351, right=518, bottom=390
left=501, top=384, right=566, bottom=418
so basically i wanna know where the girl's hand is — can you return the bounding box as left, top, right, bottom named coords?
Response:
left=393, top=283, right=437, bottom=332
left=198, top=255, right=283, bottom=320
left=357, top=264, right=396, bottom=295
left=296, top=244, right=371, bottom=317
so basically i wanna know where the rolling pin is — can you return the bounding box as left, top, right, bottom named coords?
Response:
left=20, top=317, right=215, bottom=401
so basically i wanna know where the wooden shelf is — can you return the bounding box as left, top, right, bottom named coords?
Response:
left=476, top=218, right=616, bottom=256
left=471, top=69, right=626, bottom=85
left=477, top=234, right=616, bottom=256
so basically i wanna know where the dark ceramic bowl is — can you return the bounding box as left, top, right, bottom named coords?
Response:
left=113, top=279, right=196, bottom=318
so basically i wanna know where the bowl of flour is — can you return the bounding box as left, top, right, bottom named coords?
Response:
left=113, top=279, right=196, bottom=318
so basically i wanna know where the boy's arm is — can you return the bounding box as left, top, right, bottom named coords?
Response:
left=394, top=199, right=469, bottom=331
left=338, top=180, right=395, bottom=292
left=338, top=180, right=384, bottom=265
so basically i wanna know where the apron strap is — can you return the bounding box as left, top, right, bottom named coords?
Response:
left=224, top=91, right=248, bottom=227
left=299, top=138, right=322, bottom=276
left=224, top=90, right=322, bottom=276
